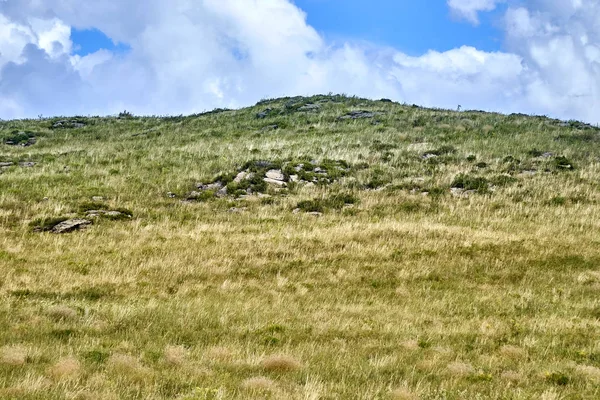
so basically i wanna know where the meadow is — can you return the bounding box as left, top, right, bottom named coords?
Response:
left=0, top=95, right=599, bottom=399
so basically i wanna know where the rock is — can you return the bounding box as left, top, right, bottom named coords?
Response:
left=264, top=178, right=287, bottom=186
left=105, top=211, right=128, bottom=218
left=187, top=191, right=202, bottom=199
left=265, top=169, right=285, bottom=181
left=52, top=219, right=91, bottom=234
left=167, top=192, right=177, bottom=198
left=216, top=187, right=228, bottom=197
left=228, top=207, right=247, bottom=213
left=43, top=197, right=49, bottom=201
left=541, top=152, right=554, bottom=158
left=18, top=162, right=36, bottom=167
left=0, top=162, right=13, bottom=167
left=298, top=103, right=321, bottom=111
left=234, top=171, right=253, bottom=183
left=338, top=110, right=378, bottom=120
left=92, top=196, right=104, bottom=202
left=261, top=125, right=279, bottom=131
left=307, top=212, right=323, bottom=217
left=256, top=108, right=273, bottom=119
left=421, top=153, right=438, bottom=160
left=52, top=120, right=86, bottom=129
left=197, top=181, right=224, bottom=191
left=294, top=164, right=304, bottom=172
left=292, top=208, right=301, bottom=214
left=290, top=175, right=299, bottom=182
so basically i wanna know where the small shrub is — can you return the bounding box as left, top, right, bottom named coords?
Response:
left=118, top=110, right=134, bottom=119
left=83, top=350, right=110, bottom=364
left=490, top=174, right=518, bottom=187
left=296, top=200, right=324, bottom=213
left=451, top=174, right=489, bottom=192
left=554, top=156, right=575, bottom=170
left=296, top=193, right=358, bottom=213
left=545, top=371, right=570, bottom=386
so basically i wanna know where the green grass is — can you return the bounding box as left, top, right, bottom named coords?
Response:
left=0, top=94, right=599, bottom=399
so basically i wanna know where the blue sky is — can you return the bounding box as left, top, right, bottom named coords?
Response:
left=71, top=1, right=505, bottom=57
left=294, top=0, right=505, bottom=55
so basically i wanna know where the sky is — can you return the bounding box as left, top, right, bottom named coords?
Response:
left=0, top=0, right=598, bottom=123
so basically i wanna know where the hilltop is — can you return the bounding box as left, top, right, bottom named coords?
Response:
left=1, top=95, right=599, bottom=399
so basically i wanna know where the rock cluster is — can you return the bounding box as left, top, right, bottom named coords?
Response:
left=51, top=219, right=92, bottom=234
left=51, top=120, right=86, bottom=129
left=182, top=159, right=352, bottom=201
left=4, top=132, right=36, bottom=147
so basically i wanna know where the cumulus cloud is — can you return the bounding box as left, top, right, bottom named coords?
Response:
left=0, top=0, right=598, bottom=123
left=447, top=0, right=504, bottom=24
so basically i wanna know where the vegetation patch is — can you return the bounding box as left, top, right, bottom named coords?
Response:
left=296, top=193, right=358, bottom=213
left=450, top=174, right=490, bottom=193
left=2, top=131, right=37, bottom=146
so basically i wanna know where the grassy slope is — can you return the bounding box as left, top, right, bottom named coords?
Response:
left=0, top=95, right=599, bottom=399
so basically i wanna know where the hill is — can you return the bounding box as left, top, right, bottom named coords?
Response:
left=1, top=95, right=599, bottom=399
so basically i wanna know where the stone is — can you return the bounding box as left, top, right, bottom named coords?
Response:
left=52, top=120, right=86, bottom=129
left=290, top=175, right=299, bottom=182
left=541, top=152, right=554, bottom=158
left=234, top=171, right=253, bottom=183
left=265, top=169, right=285, bottom=181
left=52, top=219, right=91, bottom=234
left=216, top=187, right=228, bottom=197
left=105, top=211, right=128, bottom=218
left=167, top=192, right=177, bottom=198
left=298, top=103, right=321, bottom=111
left=307, top=212, right=323, bottom=217
left=421, top=153, right=438, bottom=160
left=338, top=110, right=378, bottom=120
left=0, top=162, right=13, bottom=167
left=197, top=181, right=223, bottom=191
left=264, top=178, right=286, bottom=186
left=18, top=162, right=36, bottom=167
left=294, top=164, right=304, bottom=172
left=292, top=208, right=301, bottom=214
left=92, top=196, right=104, bottom=202
left=256, top=108, right=273, bottom=119
left=261, top=125, right=279, bottom=131
left=228, top=207, right=247, bottom=213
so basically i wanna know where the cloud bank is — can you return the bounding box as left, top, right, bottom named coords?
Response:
left=0, top=0, right=598, bottom=123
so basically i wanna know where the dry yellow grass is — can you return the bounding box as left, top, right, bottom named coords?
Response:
left=47, top=356, right=81, bottom=380
left=46, top=305, right=79, bottom=321
left=260, top=355, right=303, bottom=372
left=164, top=345, right=187, bottom=366
left=0, top=345, right=27, bottom=366
left=390, top=387, right=419, bottom=400
left=241, top=376, right=277, bottom=392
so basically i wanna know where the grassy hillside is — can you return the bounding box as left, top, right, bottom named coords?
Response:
left=0, top=95, right=599, bottom=399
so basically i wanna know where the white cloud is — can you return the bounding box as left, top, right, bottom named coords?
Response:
left=0, top=0, right=598, bottom=123
left=447, top=0, right=504, bottom=24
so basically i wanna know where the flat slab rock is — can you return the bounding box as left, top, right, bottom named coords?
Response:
left=52, top=219, right=91, bottom=234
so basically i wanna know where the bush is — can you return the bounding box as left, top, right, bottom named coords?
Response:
left=296, top=193, right=359, bottom=213
left=451, top=174, right=489, bottom=192
left=554, top=156, right=575, bottom=170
